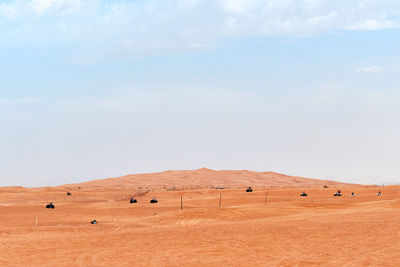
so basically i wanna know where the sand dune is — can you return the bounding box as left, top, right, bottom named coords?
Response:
left=1, top=170, right=398, bottom=266
left=61, top=168, right=356, bottom=190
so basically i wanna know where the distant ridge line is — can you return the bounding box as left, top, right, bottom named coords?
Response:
left=59, top=168, right=361, bottom=190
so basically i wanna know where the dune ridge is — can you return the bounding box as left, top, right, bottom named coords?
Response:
left=60, top=168, right=358, bottom=190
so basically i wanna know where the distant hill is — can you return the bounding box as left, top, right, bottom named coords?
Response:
left=60, top=168, right=358, bottom=190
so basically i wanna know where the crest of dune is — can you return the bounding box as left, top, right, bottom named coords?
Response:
left=61, top=168, right=357, bottom=190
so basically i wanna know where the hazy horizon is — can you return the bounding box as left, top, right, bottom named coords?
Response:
left=2, top=0, right=400, bottom=186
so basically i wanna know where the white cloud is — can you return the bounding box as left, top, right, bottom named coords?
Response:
left=28, top=0, right=81, bottom=14
left=391, top=66, right=400, bottom=72
left=219, top=0, right=264, bottom=15
left=0, top=97, right=45, bottom=106
left=348, top=19, right=395, bottom=30
left=0, top=0, right=400, bottom=56
left=355, top=65, right=384, bottom=73
left=0, top=3, right=17, bottom=18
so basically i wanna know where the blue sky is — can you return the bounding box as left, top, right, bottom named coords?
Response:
left=1, top=0, right=400, bottom=186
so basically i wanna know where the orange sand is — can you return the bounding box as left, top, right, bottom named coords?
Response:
left=0, top=170, right=399, bottom=266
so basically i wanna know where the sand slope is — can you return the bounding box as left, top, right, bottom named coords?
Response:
left=61, top=168, right=356, bottom=190
left=1, top=171, right=398, bottom=266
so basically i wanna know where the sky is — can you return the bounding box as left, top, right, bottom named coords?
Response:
left=1, top=0, right=400, bottom=186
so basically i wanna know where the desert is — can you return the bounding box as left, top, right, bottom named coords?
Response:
left=3, top=1, right=400, bottom=266
left=1, top=169, right=399, bottom=266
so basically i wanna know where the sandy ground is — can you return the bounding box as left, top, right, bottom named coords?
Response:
left=1, top=184, right=399, bottom=266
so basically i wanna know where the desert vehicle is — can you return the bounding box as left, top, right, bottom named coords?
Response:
left=46, top=202, right=55, bottom=209
left=333, top=190, right=342, bottom=197
left=150, top=197, right=158, bottom=203
left=130, top=198, right=137, bottom=203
